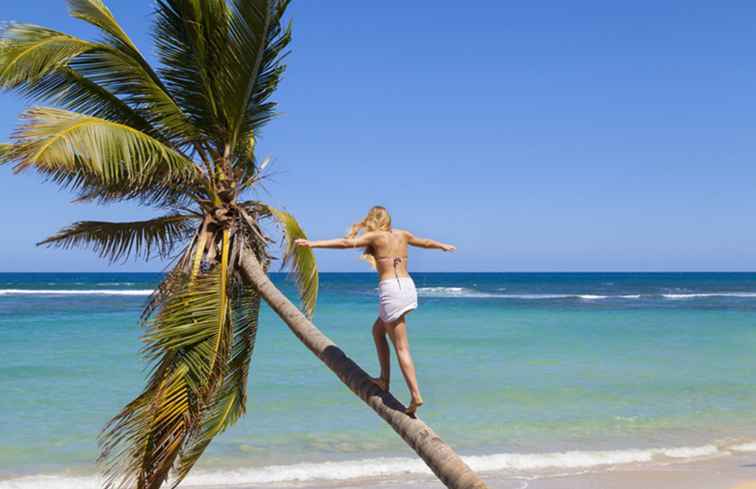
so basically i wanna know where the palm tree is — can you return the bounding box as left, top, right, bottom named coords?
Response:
left=0, top=2, right=488, bottom=489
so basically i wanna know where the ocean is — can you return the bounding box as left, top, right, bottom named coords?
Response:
left=1, top=272, right=756, bottom=488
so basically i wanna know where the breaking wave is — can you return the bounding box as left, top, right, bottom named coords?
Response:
left=0, top=289, right=153, bottom=296
left=416, top=288, right=756, bottom=301
left=662, top=292, right=756, bottom=299
left=416, top=288, right=636, bottom=300
left=0, top=442, right=745, bottom=488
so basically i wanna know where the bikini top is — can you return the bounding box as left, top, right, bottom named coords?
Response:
left=375, top=255, right=408, bottom=287
left=374, top=232, right=408, bottom=286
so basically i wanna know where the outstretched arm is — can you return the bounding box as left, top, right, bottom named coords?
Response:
left=295, top=233, right=374, bottom=250
left=406, top=232, right=456, bottom=252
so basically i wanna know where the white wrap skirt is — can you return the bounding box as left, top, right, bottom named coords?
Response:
left=378, top=277, right=418, bottom=323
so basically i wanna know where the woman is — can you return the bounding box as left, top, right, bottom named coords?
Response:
left=295, top=206, right=456, bottom=415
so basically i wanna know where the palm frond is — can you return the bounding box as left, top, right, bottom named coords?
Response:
left=0, top=24, right=166, bottom=140
left=139, top=227, right=205, bottom=324
left=153, top=0, right=290, bottom=154
left=0, top=24, right=97, bottom=87
left=141, top=263, right=191, bottom=324
left=23, top=67, right=162, bottom=138
left=0, top=143, right=13, bottom=164
left=153, top=0, right=233, bottom=143
left=101, top=265, right=233, bottom=489
left=142, top=269, right=229, bottom=357
left=67, top=0, right=200, bottom=144
left=229, top=0, right=291, bottom=179
left=241, top=0, right=291, bottom=130
left=68, top=0, right=199, bottom=145
left=225, top=0, right=274, bottom=141
left=71, top=53, right=198, bottom=147
left=68, top=0, right=140, bottom=53
left=0, top=22, right=199, bottom=146
left=100, top=362, right=192, bottom=489
left=37, top=214, right=197, bottom=263
left=10, top=107, right=200, bottom=202
left=174, top=282, right=261, bottom=484
left=265, top=205, right=318, bottom=317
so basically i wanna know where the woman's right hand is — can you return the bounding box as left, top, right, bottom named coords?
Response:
left=440, top=243, right=456, bottom=252
left=294, top=239, right=312, bottom=248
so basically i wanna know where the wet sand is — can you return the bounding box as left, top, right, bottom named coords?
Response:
left=492, top=452, right=756, bottom=489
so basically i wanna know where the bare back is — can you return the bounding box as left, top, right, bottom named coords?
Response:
left=368, top=230, right=411, bottom=281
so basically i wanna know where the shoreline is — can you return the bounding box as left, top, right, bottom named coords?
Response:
left=3, top=440, right=756, bottom=489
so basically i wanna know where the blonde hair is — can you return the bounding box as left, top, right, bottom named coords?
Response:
left=346, top=206, right=392, bottom=268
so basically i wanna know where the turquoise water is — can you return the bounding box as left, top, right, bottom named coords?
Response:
left=2, top=272, right=756, bottom=486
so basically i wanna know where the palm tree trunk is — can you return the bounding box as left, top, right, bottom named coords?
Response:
left=239, top=248, right=488, bottom=489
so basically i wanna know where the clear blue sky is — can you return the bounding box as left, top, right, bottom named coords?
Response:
left=1, top=1, right=755, bottom=272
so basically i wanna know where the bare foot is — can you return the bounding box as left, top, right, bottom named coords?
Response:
left=406, top=397, right=424, bottom=416
left=371, top=377, right=389, bottom=391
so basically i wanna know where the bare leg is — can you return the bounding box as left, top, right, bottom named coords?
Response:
left=386, top=315, right=423, bottom=415
left=371, top=318, right=390, bottom=391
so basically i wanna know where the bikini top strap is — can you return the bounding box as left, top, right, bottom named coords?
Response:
left=376, top=232, right=405, bottom=287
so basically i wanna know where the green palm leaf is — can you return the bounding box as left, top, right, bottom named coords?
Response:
left=265, top=205, right=318, bottom=317
left=37, top=214, right=197, bottom=263
left=69, top=49, right=199, bottom=147
left=174, top=282, right=261, bottom=484
left=10, top=107, right=199, bottom=202
left=0, top=143, right=12, bottom=164
left=143, top=270, right=229, bottom=357
left=238, top=0, right=291, bottom=130
left=67, top=0, right=140, bottom=53
left=0, top=22, right=198, bottom=146
left=100, top=360, right=192, bottom=489
left=0, top=24, right=165, bottom=139
left=20, top=68, right=160, bottom=138
left=101, top=265, right=233, bottom=489
left=229, top=0, right=291, bottom=178
left=140, top=259, right=194, bottom=324
left=153, top=0, right=290, bottom=155
left=67, top=0, right=200, bottom=145
left=68, top=0, right=190, bottom=139
left=153, top=0, right=233, bottom=143
left=0, top=24, right=96, bottom=86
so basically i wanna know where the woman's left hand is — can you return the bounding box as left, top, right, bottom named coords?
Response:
left=294, top=239, right=312, bottom=248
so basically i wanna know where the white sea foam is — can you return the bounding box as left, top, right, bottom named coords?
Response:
left=415, top=287, right=508, bottom=298
left=416, top=288, right=577, bottom=299
left=416, top=288, right=756, bottom=301
left=0, top=289, right=153, bottom=296
left=416, top=288, right=643, bottom=300
left=416, top=286, right=468, bottom=295
left=729, top=442, right=756, bottom=452
left=662, top=292, right=756, bottom=299
left=495, top=294, right=575, bottom=299
left=0, top=444, right=728, bottom=488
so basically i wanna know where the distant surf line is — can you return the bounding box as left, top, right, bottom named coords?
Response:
left=0, top=289, right=153, bottom=296
left=415, top=288, right=756, bottom=300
